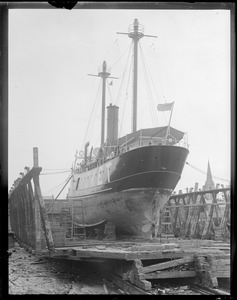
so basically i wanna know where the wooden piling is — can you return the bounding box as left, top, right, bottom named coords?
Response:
left=33, top=147, right=39, bottom=167
left=32, top=148, right=54, bottom=253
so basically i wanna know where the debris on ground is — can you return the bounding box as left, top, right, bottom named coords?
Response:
left=8, top=247, right=119, bottom=294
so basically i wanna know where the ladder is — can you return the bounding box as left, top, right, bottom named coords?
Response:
left=72, top=200, right=86, bottom=240
left=160, top=207, right=174, bottom=238
left=60, top=207, right=73, bottom=238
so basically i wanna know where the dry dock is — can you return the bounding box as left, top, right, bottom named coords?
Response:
left=8, top=149, right=231, bottom=295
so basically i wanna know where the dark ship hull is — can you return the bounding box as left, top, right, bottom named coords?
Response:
left=68, top=145, right=189, bottom=237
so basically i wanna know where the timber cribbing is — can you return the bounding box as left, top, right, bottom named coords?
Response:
left=162, top=187, right=230, bottom=240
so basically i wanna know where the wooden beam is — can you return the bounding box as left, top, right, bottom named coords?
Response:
left=170, top=188, right=230, bottom=199
left=142, top=256, right=194, bottom=274
left=171, top=197, right=180, bottom=230
left=33, top=176, right=54, bottom=252
left=190, top=195, right=202, bottom=237
left=18, top=167, right=42, bottom=186
left=184, top=193, right=196, bottom=236
left=144, top=270, right=196, bottom=279
left=34, top=185, right=42, bottom=254
left=28, top=180, right=37, bottom=251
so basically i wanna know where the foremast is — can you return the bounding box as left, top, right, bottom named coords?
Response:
left=88, top=61, right=118, bottom=146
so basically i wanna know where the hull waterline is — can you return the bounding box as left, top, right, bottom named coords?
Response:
left=68, top=145, right=189, bottom=237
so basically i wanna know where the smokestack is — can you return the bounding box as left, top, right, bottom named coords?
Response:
left=106, top=103, right=119, bottom=153
left=84, top=142, right=90, bottom=164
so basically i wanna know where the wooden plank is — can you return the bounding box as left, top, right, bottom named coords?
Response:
left=219, top=202, right=230, bottom=232
left=33, top=176, right=54, bottom=252
left=19, top=187, right=27, bottom=243
left=179, top=197, right=188, bottom=235
left=170, top=198, right=180, bottom=230
left=201, top=246, right=230, bottom=250
left=73, top=248, right=128, bottom=259
left=213, top=271, right=230, bottom=278
left=209, top=259, right=230, bottom=266
left=33, top=184, right=42, bottom=254
left=190, top=195, right=202, bottom=237
left=16, top=167, right=42, bottom=187
left=23, top=185, right=33, bottom=248
left=28, top=180, right=36, bottom=248
left=131, top=244, right=165, bottom=251
left=169, top=188, right=230, bottom=199
left=201, top=193, right=215, bottom=239
left=211, top=265, right=230, bottom=272
left=27, top=183, right=35, bottom=248
left=125, top=251, right=163, bottom=260
left=142, top=256, right=194, bottom=274
left=184, top=193, right=197, bottom=236
left=144, top=270, right=196, bottom=279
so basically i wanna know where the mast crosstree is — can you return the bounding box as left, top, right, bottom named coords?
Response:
left=117, top=19, right=157, bottom=133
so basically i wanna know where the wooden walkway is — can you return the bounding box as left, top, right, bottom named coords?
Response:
left=50, top=238, right=230, bottom=292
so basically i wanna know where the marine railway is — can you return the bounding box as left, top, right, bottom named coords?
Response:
left=8, top=148, right=231, bottom=295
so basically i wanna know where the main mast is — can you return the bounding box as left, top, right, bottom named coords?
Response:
left=117, top=19, right=157, bottom=133
left=98, top=61, right=110, bottom=146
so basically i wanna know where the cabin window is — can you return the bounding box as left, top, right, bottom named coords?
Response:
left=76, top=178, right=80, bottom=190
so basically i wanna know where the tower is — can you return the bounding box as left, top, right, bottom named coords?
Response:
left=203, top=160, right=215, bottom=190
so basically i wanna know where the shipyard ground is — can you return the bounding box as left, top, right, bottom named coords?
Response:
left=8, top=242, right=230, bottom=295
left=8, top=245, right=118, bottom=295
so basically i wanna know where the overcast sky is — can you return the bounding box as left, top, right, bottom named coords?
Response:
left=9, top=6, right=231, bottom=198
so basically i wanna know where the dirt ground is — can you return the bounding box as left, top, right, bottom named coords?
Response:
left=8, top=244, right=230, bottom=295
left=8, top=246, right=120, bottom=295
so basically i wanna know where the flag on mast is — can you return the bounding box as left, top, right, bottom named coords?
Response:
left=157, top=102, right=174, bottom=111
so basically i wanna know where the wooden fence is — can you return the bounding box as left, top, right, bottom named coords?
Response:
left=8, top=147, right=54, bottom=255
left=162, top=186, right=230, bottom=240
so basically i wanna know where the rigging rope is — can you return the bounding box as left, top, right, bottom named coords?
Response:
left=119, top=47, right=133, bottom=138
left=186, top=162, right=230, bottom=183
left=139, top=43, right=159, bottom=127
left=111, top=42, right=132, bottom=70
left=43, top=173, right=72, bottom=195
left=149, top=43, right=167, bottom=103
left=40, top=170, right=71, bottom=175
left=115, top=42, right=133, bottom=107
left=46, top=174, right=73, bottom=212
left=80, top=80, right=102, bottom=151
left=148, top=42, right=168, bottom=123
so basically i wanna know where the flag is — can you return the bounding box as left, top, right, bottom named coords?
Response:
left=109, top=81, right=113, bottom=86
left=157, top=102, right=174, bottom=111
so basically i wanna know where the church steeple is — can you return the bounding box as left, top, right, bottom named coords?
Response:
left=204, top=160, right=215, bottom=190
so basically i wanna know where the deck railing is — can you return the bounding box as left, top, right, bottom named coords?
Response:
left=76, top=134, right=189, bottom=172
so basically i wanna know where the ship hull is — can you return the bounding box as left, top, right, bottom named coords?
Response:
left=71, top=187, right=172, bottom=238
left=68, top=145, right=189, bottom=237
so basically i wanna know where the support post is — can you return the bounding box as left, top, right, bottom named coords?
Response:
left=32, top=147, right=54, bottom=254
left=33, top=147, right=39, bottom=167
left=34, top=184, right=42, bottom=255
left=33, top=175, right=55, bottom=254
